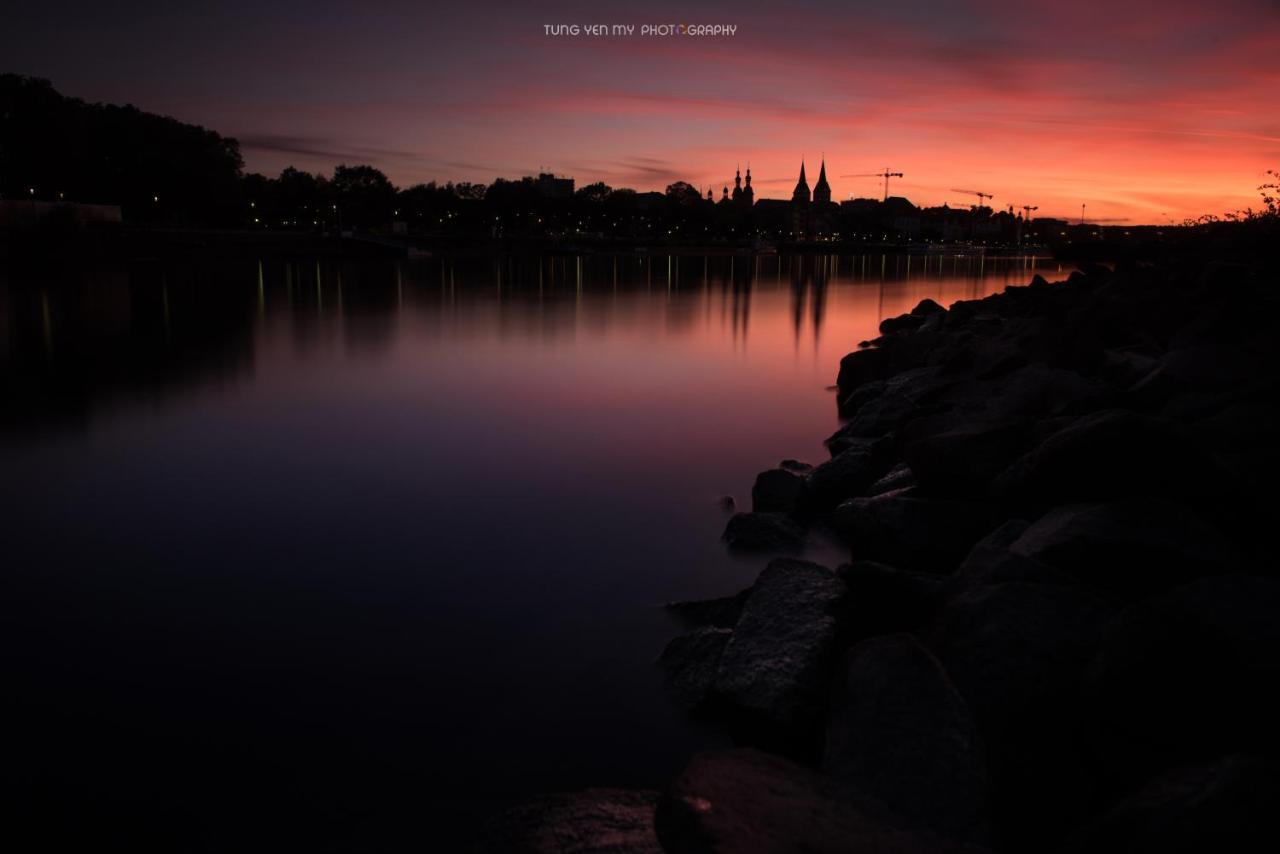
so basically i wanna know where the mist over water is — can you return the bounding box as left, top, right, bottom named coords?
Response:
left=0, top=252, right=1069, bottom=848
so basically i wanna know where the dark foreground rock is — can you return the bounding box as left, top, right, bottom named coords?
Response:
left=1058, top=756, right=1280, bottom=854
left=721, top=512, right=804, bottom=552
left=824, top=635, right=988, bottom=845
left=829, top=493, right=999, bottom=572
left=1008, top=499, right=1237, bottom=596
left=750, top=460, right=812, bottom=514
left=634, top=253, right=1280, bottom=854
left=662, top=588, right=751, bottom=631
left=931, top=580, right=1116, bottom=849
left=713, top=559, right=845, bottom=744
left=476, top=788, right=661, bottom=853
left=655, top=749, right=984, bottom=854
left=657, top=627, right=732, bottom=708
left=1083, top=574, right=1280, bottom=793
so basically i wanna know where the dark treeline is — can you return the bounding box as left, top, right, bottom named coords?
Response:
left=0, top=74, right=242, bottom=224
left=3, top=74, right=1277, bottom=251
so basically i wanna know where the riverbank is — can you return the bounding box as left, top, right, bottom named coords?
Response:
left=480, top=241, right=1279, bottom=851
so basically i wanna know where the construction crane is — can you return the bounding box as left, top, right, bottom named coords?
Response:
left=842, top=168, right=904, bottom=202
left=952, top=189, right=994, bottom=209
left=1016, top=205, right=1039, bottom=245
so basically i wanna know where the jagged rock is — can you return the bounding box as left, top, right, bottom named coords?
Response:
left=1099, top=347, right=1162, bottom=388
left=836, top=348, right=890, bottom=398
left=1009, top=499, right=1236, bottom=596
left=655, top=749, right=981, bottom=854
left=931, top=581, right=1115, bottom=850
left=751, top=460, right=812, bottom=514
left=836, top=561, right=945, bottom=639
left=713, top=559, right=845, bottom=738
left=477, top=788, right=661, bottom=853
left=950, top=519, right=1076, bottom=590
left=867, top=462, right=916, bottom=495
left=721, top=512, right=804, bottom=552
left=912, top=298, right=946, bottom=316
left=836, top=391, right=920, bottom=438
left=1058, top=756, right=1280, bottom=854
left=658, top=628, right=732, bottom=708
left=881, top=312, right=926, bottom=334
left=829, top=494, right=999, bottom=573
left=993, top=409, right=1226, bottom=503
left=837, top=363, right=948, bottom=419
left=803, top=441, right=891, bottom=511
left=904, top=422, right=1034, bottom=497
left=977, top=362, right=1114, bottom=421
left=663, top=589, right=751, bottom=630
left=824, top=635, right=988, bottom=845
left=836, top=379, right=887, bottom=423
left=1083, top=575, right=1280, bottom=792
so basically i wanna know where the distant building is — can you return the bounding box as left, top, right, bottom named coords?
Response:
left=790, top=160, right=811, bottom=237
left=812, top=160, right=831, bottom=205
left=728, top=165, right=755, bottom=207
left=536, top=173, right=574, bottom=199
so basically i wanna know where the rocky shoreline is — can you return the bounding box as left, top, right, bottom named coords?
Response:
left=481, top=254, right=1279, bottom=853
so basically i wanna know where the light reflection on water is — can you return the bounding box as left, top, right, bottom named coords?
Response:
left=0, top=252, right=1068, bottom=849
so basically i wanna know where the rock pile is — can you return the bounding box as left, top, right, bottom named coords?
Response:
left=483, top=257, right=1280, bottom=852
left=664, top=260, right=1280, bottom=853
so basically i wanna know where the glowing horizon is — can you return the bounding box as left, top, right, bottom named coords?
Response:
left=4, top=0, right=1277, bottom=224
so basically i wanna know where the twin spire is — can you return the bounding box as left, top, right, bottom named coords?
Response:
left=796, top=157, right=831, bottom=204
left=726, top=162, right=754, bottom=205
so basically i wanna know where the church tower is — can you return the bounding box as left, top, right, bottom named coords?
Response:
left=742, top=165, right=754, bottom=206
left=813, top=158, right=832, bottom=205
left=792, top=160, right=811, bottom=238
left=792, top=161, right=811, bottom=204
left=731, top=165, right=742, bottom=202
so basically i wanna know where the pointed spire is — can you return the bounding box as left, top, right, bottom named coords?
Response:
left=792, top=159, right=811, bottom=204
left=813, top=157, right=832, bottom=204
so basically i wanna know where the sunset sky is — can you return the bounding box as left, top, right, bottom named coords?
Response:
left=5, top=0, right=1278, bottom=222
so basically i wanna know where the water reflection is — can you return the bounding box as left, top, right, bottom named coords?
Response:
left=0, top=253, right=1065, bottom=438
left=1, top=250, right=1071, bottom=849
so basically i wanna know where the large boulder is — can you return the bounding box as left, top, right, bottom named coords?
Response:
left=721, top=512, right=804, bottom=552
left=836, top=561, right=946, bottom=640
left=802, top=441, right=892, bottom=512
left=1058, top=756, right=1280, bottom=854
left=1009, top=500, right=1236, bottom=596
left=657, top=627, right=733, bottom=708
left=880, top=312, right=926, bottom=335
left=904, top=422, right=1034, bottom=497
left=751, top=460, right=813, bottom=514
left=968, top=362, right=1114, bottom=424
left=836, top=348, right=890, bottom=400
left=824, top=635, right=988, bottom=845
left=655, top=748, right=981, bottom=854
left=866, top=462, right=916, bottom=496
left=713, top=560, right=846, bottom=741
left=1083, top=575, right=1280, bottom=793
left=477, top=788, right=661, bottom=853
left=930, top=581, right=1116, bottom=851
left=993, top=409, right=1226, bottom=503
left=829, top=494, right=1000, bottom=573
left=835, top=391, right=921, bottom=438
left=663, top=589, right=751, bottom=631
left=950, top=519, right=1076, bottom=591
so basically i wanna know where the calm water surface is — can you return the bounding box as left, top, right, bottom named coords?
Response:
left=0, top=253, right=1069, bottom=850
